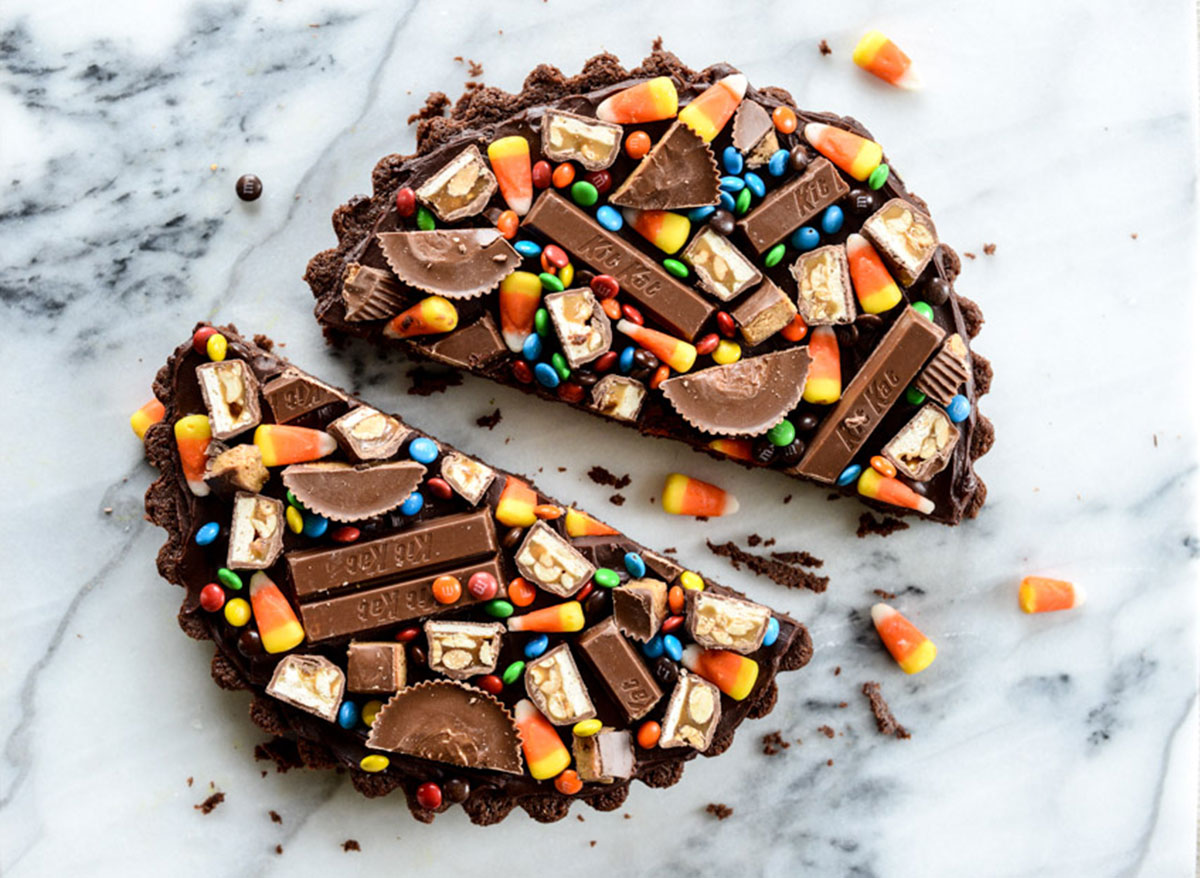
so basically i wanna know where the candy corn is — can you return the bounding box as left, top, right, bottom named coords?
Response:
left=249, top=571, right=305, bottom=653
left=507, top=601, right=585, bottom=634
left=707, top=438, right=755, bottom=462
left=661, top=472, right=739, bottom=517
left=130, top=398, right=165, bottom=440
left=803, top=122, right=883, bottom=182
left=595, top=76, right=679, bottom=124
left=254, top=424, right=337, bottom=467
left=564, top=507, right=619, bottom=538
left=677, top=73, right=748, bottom=143
left=487, top=135, right=533, bottom=215
left=871, top=603, right=936, bottom=674
left=174, top=414, right=212, bottom=496
left=383, top=295, right=458, bottom=339
left=621, top=208, right=691, bottom=254
left=681, top=645, right=758, bottom=701
left=615, top=319, right=697, bottom=373
left=853, top=30, right=921, bottom=90
left=514, top=699, right=572, bottom=780
left=1019, top=577, right=1086, bottom=614
left=495, top=477, right=537, bottom=527
left=499, top=271, right=543, bottom=352
left=803, top=326, right=841, bottom=404
left=856, top=467, right=934, bottom=515
left=846, top=233, right=902, bottom=314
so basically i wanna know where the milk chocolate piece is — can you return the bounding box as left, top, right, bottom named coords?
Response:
left=439, top=452, right=496, bottom=506
left=590, top=374, right=646, bottom=423
left=366, top=680, right=524, bottom=775
left=682, top=228, right=762, bottom=302
left=281, top=461, right=427, bottom=523
left=576, top=617, right=663, bottom=722
left=196, top=360, right=261, bottom=440
left=573, top=727, right=635, bottom=783
left=523, top=191, right=715, bottom=340
left=791, top=244, right=856, bottom=325
left=915, top=333, right=971, bottom=405
left=377, top=229, right=519, bottom=300
left=862, top=198, right=939, bottom=286
left=204, top=443, right=268, bottom=495
left=286, top=509, right=497, bottom=598
left=540, top=109, right=622, bottom=170
left=608, top=120, right=720, bottom=211
left=641, top=549, right=683, bottom=583
left=524, top=643, right=596, bottom=725
left=687, top=591, right=772, bottom=654
left=346, top=641, right=407, bottom=694
left=612, top=578, right=668, bottom=642
left=327, top=406, right=409, bottom=462
left=424, top=620, right=505, bottom=679
left=731, top=100, right=779, bottom=168
left=793, top=307, right=946, bottom=483
left=514, top=521, right=595, bottom=597
left=266, top=654, right=345, bottom=722
left=415, top=313, right=508, bottom=371
left=882, top=403, right=960, bottom=481
left=730, top=277, right=797, bottom=346
left=262, top=368, right=347, bottom=423
left=659, top=671, right=721, bottom=750
left=414, top=145, right=497, bottom=223
left=736, top=157, right=850, bottom=253
left=544, top=288, right=612, bottom=368
left=226, top=492, right=284, bottom=570
left=342, top=262, right=405, bottom=322
left=299, top=558, right=502, bottom=642
left=660, top=347, right=812, bottom=437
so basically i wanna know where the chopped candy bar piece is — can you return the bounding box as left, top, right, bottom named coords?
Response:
left=346, top=641, right=408, bottom=694
left=377, top=229, right=520, bottom=300
left=736, top=157, right=849, bottom=253
left=853, top=30, right=921, bottom=90
left=871, top=603, right=936, bottom=674
left=415, top=144, right=498, bottom=222
left=327, top=406, right=409, bottom=462
left=1018, top=577, right=1086, bottom=614
left=608, top=120, right=721, bottom=211
left=790, top=244, right=856, bottom=326
left=730, top=278, right=797, bottom=347
left=803, top=122, right=883, bottom=182
left=577, top=617, right=663, bottom=721
left=612, top=578, right=669, bottom=642
left=425, top=620, right=505, bottom=679
left=226, top=492, right=284, bottom=570
left=261, top=368, right=347, bottom=424
left=862, top=198, right=939, bottom=286
left=204, top=443, right=269, bottom=495
left=573, top=727, right=635, bottom=783
left=682, top=228, right=762, bottom=302
left=195, top=359, right=261, bottom=441
left=544, top=288, right=612, bottom=368
left=590, top=375, right=646, bottom=423
left=595, top=76, right=678, bottom=124
left=281, top=461, right=426, bottom=522
left=662, top=473, right=739, bottom=517
left=266, top=654, right=345, bottom=722
left=687, top=591, right=772, bottom=654
left=524, top=643, right=596, bottom=725
left=915, top=333, right=971, bottom=405
left=659, top=671, right=722, bottom=750
left=440, top=452, right=497, bottom=506
left=882, top=404, right=960, bottom=481
left=342, top=262, right=405, bottom=322
left=731, top=100, right=779, bottom=168
left=541, top=110, right=623, bottom=170
left=514, top=521, right=595, bottom=597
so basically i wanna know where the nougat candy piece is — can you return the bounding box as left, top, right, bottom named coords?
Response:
left=424, top=620, right=505, bottom=680
left=682, top=228, right=762, bottom=302
left=790, top=244, right=856, bottom=325
left=544, top=288, right=612, bottom=368
left=266, top=654, right=345, bottom=723
left=514, top=521, right=595, bottom=597
left=882, top=403, right=960, bottom=482
left=226, top=492, right=284, bottom=570
left=541, top=110, right=623, bottom=170
left=415, top=145, right=497, bottom=222
left=196, top=359, right=261, bottom=440
left=590, top=375, right=646, bottom=423
left=346, top=641, right=407, bottom=694
left=730, top=278, right=798, bottom=347
left=612, top=578, right=668, bottom=642
left=573, top=727, right=635, bottom=783
left=440, top=452, right=496, bottom=506
left=204, top=443, right=269, bottom=495
left=524, top=644, right=596, bottom=725
left=862, top=198, right=939, bottom=286
left=687, top=591, right=772, bottom=654
left=327, top=406, right=409, bottom=462
left=660, top=671, right=722, bottom=751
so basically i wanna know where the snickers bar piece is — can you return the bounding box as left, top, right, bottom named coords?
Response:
left=144, top=324, right=812, bottom=825
left=306, top=50, right=990, bottom=524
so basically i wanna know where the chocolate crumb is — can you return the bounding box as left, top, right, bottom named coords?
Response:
left=764, top=537, right=775, bottom=547
left=557, top=466, right=567, bottom=472
left=609, top=494, right=626, bottom=506
left=342, top=840, right=361, bottom=852
left=186, top=777, right=193, bottom=787
left=838, top=701, right=848, bottom=708
left=476, top=408, right=502, bottom=430
left=194, top=792, right=225, bottom=814
left=269, top=810, right=282, bottom=824
left=624, top=813, right=631, bottom=819
left=587, top=466, right=631, bottom=489
left=818, top=39, right=832, bottom=55
left=706, top=540, right=829, bottom=592
left=406, top=365, right=463, bottom=396
left=407, top=91, right=450, bottom=126
left=769, top=550, right=823, bottom=568
left=747, top=534, right=762, bottom=547
left=873, top=588, right=897, bottom=600
left=782, top=494, right=792, bottom=504
left=856, top=513, right=910, bottom=538
left=252, top=333, right=275, bottom=351
left=103, top=507, right=113, bottom=515
left=275, top=845, right=283, bottom=855
left=817, top=725, right=835, bottom=739
left=662, top=547, right=677, bottom=554
left=1131, top=232, right=1138, bottom=240
left=577, top=814, right=585, bottom=822
left=964, top=252, right=976, bottom=260
left=983, top=243, right=996, bottom=255
left=862, top=681, right=911, bottom=739
left=695, top=514, right=709, bottom=522
left=826, top=759, right=834, bottom=766
left=834, top=666, right=841, bottom=676
left=706, top=803, right=734, bottom=820
left=590, top=840, right=597, bottom=848
left=762, top=730, right=790, bottom=755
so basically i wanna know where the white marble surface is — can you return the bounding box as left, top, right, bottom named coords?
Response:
left=2, top=0, right=1197, bottom=874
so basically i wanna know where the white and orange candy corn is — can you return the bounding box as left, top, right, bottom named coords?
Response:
left=514, top=699, right=571, bottom=780
left=495, top=476, right=537, bottom=527
left=853, top=30, right=921, bottom=90
left=846, top=233, right=902, bottom=314
left=871, top=603, right=936, bottom=674
left=622, top=208, right=691, bottom=254
left=616, top=320, right=696, bottom=373
left=249, top=571, right=305, bottom=654
left=507, top=601, right=585, bottom=634
left=174, top=414, right=212, bottom=496
left=131, top=397, right=165, bottom=440
left=1019, top=577, right=1085, bottom=614
left=595, top=76, right=679, bottom=124
left=803, top=325, right=841, bottom=404
left=487, top=135, right=533, bottom=215
left=681, top=645, right=758, bottom=701
left=677, top=72, right=748, bottom=143
left=499, top=271, right=542, bottom=352
left=564, top=507, right=619, bottom=538
left=857, top=467, right=934, bottom=515
left=383, top=295, right=458, bottom=339
left=254, top=424, right=337, bottom=467
left=803, top=122, right=883, bottom=182
left=661, top=472, right=738, bottom=517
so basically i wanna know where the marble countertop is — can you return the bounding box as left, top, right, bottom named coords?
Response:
left=2, top=0, right=1197, bottom=875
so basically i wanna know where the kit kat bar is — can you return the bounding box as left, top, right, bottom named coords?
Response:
left=577, top=617, right=663, bottom=722
left=261, top=368, right=349, bottom=423
left=736, top=157, right=849, bottom=253
left=792, top=307, right=945, bottom=483
left=286, top=509, right=497, bottom=598
left=300, top=558, right=503, bottom=642
left=522, top=191, right=715, bottom=340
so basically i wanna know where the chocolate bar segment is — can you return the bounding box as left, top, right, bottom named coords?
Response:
left=730, top=277, right=797, bottom=347
left=793, top=307, right=945, bottom=483
left=731, top=100, right=778, bottom=168
left=262, top=368, right=347, bottom=423
left=414, top=313, right=508, bottom=371
left=736, top=157, right=849, bottom=253
left=576, top=617, right=663, bottom=722
left=196, top=360, right=261, bottom=440
left=612, top=578, right=668, bottom=642
left=522, top=191, right=715, bottom=340
left=286, top=509, right=497, bottom=598
left=346, top=641, right=407, bottom=694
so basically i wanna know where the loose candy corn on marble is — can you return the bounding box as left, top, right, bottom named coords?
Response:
left=661, top=473, right=739, bottom=517
left=1019, top=577, right=1086, bottom=614
left=871, top=603, right=937, bottom=674
left=853, top=30, right=921, bottom=90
